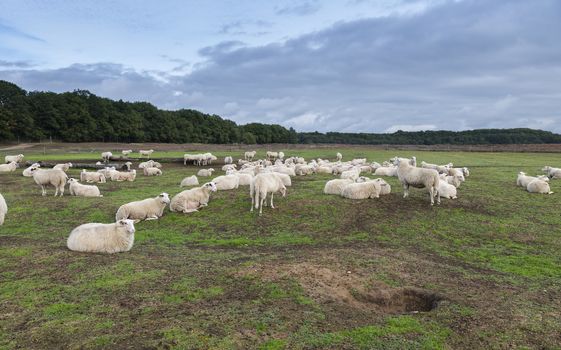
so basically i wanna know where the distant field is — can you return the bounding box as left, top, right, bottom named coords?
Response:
left=1, top=144, right=560, bottom=349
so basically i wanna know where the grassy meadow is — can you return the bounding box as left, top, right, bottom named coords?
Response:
left=0, top=144, right=560, bottom=349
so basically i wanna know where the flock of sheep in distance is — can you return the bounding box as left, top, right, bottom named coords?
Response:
left=1, top=149, right=559, bottom=256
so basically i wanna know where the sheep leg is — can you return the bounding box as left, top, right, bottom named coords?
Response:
left=59, top=185, right=64, bottom=197
left=429, top=187, right=435, bottom=205
left=436, top=187, right=441, bottom=205
left=41, top=185, right=46, bottom=196
left=145, top=215, right=159, bottom=220
left=270, top=193, right=275, bottom=209
left=259, top=196, right=265, bottom=216
left=402, top=184, right=409, bottom=198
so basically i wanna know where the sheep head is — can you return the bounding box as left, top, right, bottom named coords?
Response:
left=117, top=219, right=136, bottom=234
left=158, top=193, right=171, bottom=204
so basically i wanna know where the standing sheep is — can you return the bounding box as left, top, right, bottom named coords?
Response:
left=30, top=168, right=67, bottom=196
left=143, top=167, right=162, bottom=176
left=53, top=162, right=73, bottom=172
left=244, top=151, right=256, bottom=161
left=396, top=158, right=440, bottom=205
left=139, top=149, right=154, bottom=158
left=116, top=193, right=170, bottom=221
left=68, top=178, right=103, bottom=197
left=0, top=193, right=7, bottom=225
left=0, top=161, right=18, bottom=173
left=170, top=182, right=217, bottom=213
left=5, top=154, right=24, bottom=163
left=180, top=175, right=199, bottom=187
left=197, top=168, right=215, bottom=177
left=336, top=152, right=343, bottom=161
left=250, top=173, right=287, bottom=215
left=122, top=150, right=133, bottom=156
left=224, top=156, right=233, bottom=164
left=101, top=152, right=113, bottom=162
left=67, top=219, right=136, bottom=254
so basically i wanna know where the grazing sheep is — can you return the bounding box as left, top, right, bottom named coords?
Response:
left=324, top=179, right=354, bottom=195
left=197, top=168, right=215, bottom=177
left=143, top=167, right=162, bottom=176
left=116, top=193, right=170, bottom=221
left=122, top=149, right=133, bottom=156
left=340, top=180, right=382, bottom=199
left=436, top=175, right=457, bottom=199
left=396, top=158, right=440, bottom=205
left=5, top=154, right=24, bottom=163
left=0, top=161, right=18, bottom=173
left=23, top=163, right=41, bottom=177
left=139, top=149, right=154, bottom=158
left=53, top=162, right=73, bottom=172
left=170, top=182, right=217, bottom=213
left=224, top=156, right=233, bottom=164
left=180, top=175, right=199, bottom=187
left=516, top=172, right=549, bottom=188
left=542, top=166, right=561, bottom=179
left=527, top=179, right=554, bottom=194
left=250, top=173, right=287, bottom=215
left=101, top=152, right=113, bottom=161
left=245, top=151, right=256, bottom=161
left=336, top=152, right=342, bottom=161
left=111, top=170, right=137, bottom=182
left=68, top=178, right=103, bottom=197
left=0, top=193, right=6, bottom=225
left=212, top=175, right=240, bottom=190
left=30, top=168, right=68, bottom=196
left=67, top=219, right=136, bottom=254
left=81, top=170, right=106, bottom=183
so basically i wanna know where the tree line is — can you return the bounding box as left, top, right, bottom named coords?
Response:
left=1, top=80, right=560, bottom=145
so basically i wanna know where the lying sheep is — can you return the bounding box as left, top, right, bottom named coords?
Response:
left=197, top=168, right=215, bottom=177
left=67, top=219, right=136, bottom=254
left=324, top=179, right=354, bottom=195
left=101, top=151, right=113, bottom=161
left=341, top=168, right=361, bottom=181
left=527, top=178, right=553, bottom=194
left=397, top=158, right=440, bottom=205
left=0, top=193, right=6, bottom=225
left=244, top=151, right=256, bottom=161
left=81, top=170, right=106, bottom=183
left=222, top=164, right=237, bottom=172
left=295, top=164, right=314, bottom=176
left=97, top=167, right=116, bottom=179
left=0, top=161, right=18, bottom=173
left=444, top=174, right=462, bottom=188
left=516, top=172, right=549, bottom=188
left=230, top=172, right=253, bottom=186
left=111, top=170, right=137, bottom=182
left=139, top=160, right=157, bottom=169
left=5, top=154, right=24, bottom=163
left=251, top=173, right=287, bottom=215
left=23, top=163, right=41, bottom=177
left=212, top=175, right=240, bottom=190
left=336, top=152, right=342, bottom=161
left=53, top=162, right=73, bottom=172
left=68, top=178, right=103, bottom=197
left=139, top=149, right=154, bottom=158
left=356, top=177, right=392, bottom=195
left=180, top=175, right=199, bottom=187
left=116, top=193, right=170, bottom=221
left=123, top=162, right=133, bottom=171
left=30, top=168, right=67, bottom=196
left=122, top=149, right=133, bottom=156
left=436, top=176, right=457, bottom=199
left=143, top=167, right=162, bottom=176
left=341, top=180, right=382, bottom=199
left=224, top=156, right=233, bottom=164
left=316, top=166, right=334, bottom=174
left=542, top=166, right=561, bottom=179
left=374, top=166, right=397, bottom=177
left=170, top=182, right=217, bottom=213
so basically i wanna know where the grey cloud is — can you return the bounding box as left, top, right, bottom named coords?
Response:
left=0, top=59, right=35, bottom=68
left=0, top=20, right=44, bottom=42
left=218, top=20, right=272, bottom=36
left=275, top=1, right=321, bottom=16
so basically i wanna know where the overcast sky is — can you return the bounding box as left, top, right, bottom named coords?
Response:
left=1, top=0, right=561, bottom=133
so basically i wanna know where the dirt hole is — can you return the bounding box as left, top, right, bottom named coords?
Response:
left=353, top=287, right=443, bottom=313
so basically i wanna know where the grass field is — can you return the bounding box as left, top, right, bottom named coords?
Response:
left=1, top=144, right=560, bottom=349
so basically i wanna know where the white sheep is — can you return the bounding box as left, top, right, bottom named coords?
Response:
left=336, top=152, right=342, bottom=161
left=143, top=167, right=162, bottom=176
left=111, top=170, right=137, bottom=182
left=180, top=175, right=199, bottom=187
left=67, top=219, right=136, bottom=254
left=278, top=152, right=285, bottom=160
left=30, top=168, right=67, bottom=196
left=341, top=168, right=361, bottom=181
left=5, top=154, right=24, bottom=163
left=273, top=173, right=292, bottom=187
left=123, top=162, right=133, bottom=171
left=542, top=166, right=561, bottom=179
left=222, top=164, right=237, bottom=172
left=396, top=158, right=440, bottom=205
left=436, top=175, right=457, bottom=199
left=212, top=175, right=240, bottom=190
left=340, top=180, right=382, bottom=199
left=266, top=151, right=278, bottom=161
left=139, top=149, right=154, bottom=158
left=295, top=164, right=314, bottom=176
left=444, top=174, right=462, bottom=188
left=116, top=193, right=170, bottom=221
left=197, top=168, right=215, bottom=177
left=324, top=179, right=354, bottom=195
left=138, top=160, right=155, bottom=169
left=231, top=172, right=253, bottom=186
left=81, top=170, right=106, bottom=183
left=53, top=162, right=73, bottom=172
left=97, top=167, right=116, bottom=179
left=316, top=166, right=334, bottom=174
left=516, top=172, right=549, bottom=188
left=23, top=163, right=41, bottom=177
left=356, top=177, right=392, bottom=195
left=68, top=178, right=103, bottom=197
left=250, top=173, right=287, bottom=215
left=0, top=193, right=7, bottom=225
left=244, top=151, right=256, bottom=161
left=170, top=182, right=217, bottom=213
left=527, top=178, right=553, bottom=194
left=101, top=151, right=113, bottom=161
left=224, top=156, right=233, bottom=164
left=0, top=161, right=18, bottom=173
left=374, top=166, right=398, bottom=177
left=122, top=149, right=133, bottom=156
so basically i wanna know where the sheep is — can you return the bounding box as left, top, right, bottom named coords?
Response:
left=81, top=170, right=106, bottom=183
left=143, top=167, right=162, bottom=176
left=197, top=168, right=215, bottom=177
left=67, top=219, right=136, bottom=254
left=273, top=173, right=292, bottom=187
left=436, top=175, right=457, bottom=199
left=0, top=193, right=6, bottom=225
left=203, top=153, right=217, bottom=165
left=340, top=180, right=382, bottom=199
left=111, top=170, right=137, bottom=182
left=250, top=173, right=287, bottom=215
left=516, top=172, right=549, bottom=188
left=374, top=166, right=398, bottom=177
left=0, top=161, right=18, bottom=173
left=272, top=166, right=296, bottom=176
left=122, top=161, right=133, bottom=171
left=5, top=154, right=24, bottom=163
left=230, top=172, right=253, bottom=186
left=116, top=193, right=170, bottom=221
left=527, top=179, right=554, bottom=194
left=336, top=152, right=342, bottom=161
left=212, top=175, right=240, bottom=190
left=139, top=160, right=155, bottom=169
left=139, top=149, right=154, bottom=158
left=101, top=151, right=113, bottom=162
left=266, top=151, right=278, bottom=161
left=53, top=162, right=73, bottom=172
left=317, top=166, right=334, bottom=174
left=180, top=175, right=199, bottom=187
left=68, top=178, right=103, bottom=197
left=245, top=151, right=256, bottom=161
left=396, top=158, right=440, bottom=205
left=98, top=167, right=116, bottom=179
left=278, top=152, right=285, bottom=160
left=170, top=182, right=217, bottom=213
left=30, top=168, right=68, bottom=196
left=542, top=166, right=561, bottom=179
left=295, top=164, right=315, bottom=176
left=356, top=177, right=392, bottom=195
left=341, top=168, right=361, bottom=181
left=448, top=167, right=467, bottom=179
left=23, top=163, right=41, bottom=177
left=122, top=149, right=133, bottom=156
left=444, top=174, right=462, bottom=188
left=324, top=179, right=354, bottom=195
left=224, top=156, right=233, bottom=164
left=222, top=164, right=237, bottom=172
left=351, top=158, right=367, bottom=166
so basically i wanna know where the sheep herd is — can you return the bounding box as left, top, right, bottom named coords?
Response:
left=0, top=150, right=559, bottom=256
